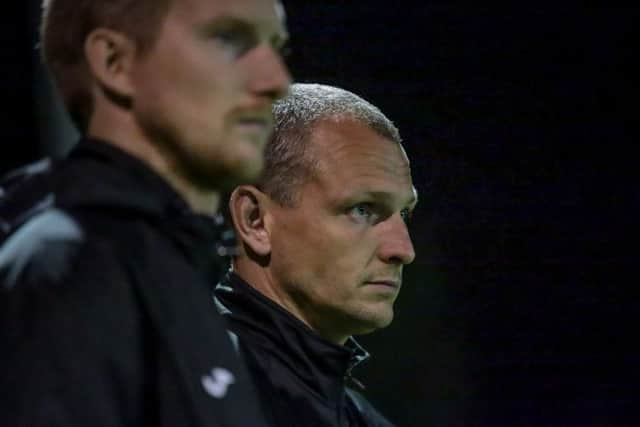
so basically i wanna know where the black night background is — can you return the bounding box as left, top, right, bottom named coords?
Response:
left=2, top=3, right=637, bottom=426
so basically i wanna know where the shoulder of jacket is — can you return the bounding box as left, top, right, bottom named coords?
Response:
left=0, top=207, right=85, bottom=290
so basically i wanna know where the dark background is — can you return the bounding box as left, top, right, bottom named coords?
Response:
left=2, top=2, right=637, bottom=426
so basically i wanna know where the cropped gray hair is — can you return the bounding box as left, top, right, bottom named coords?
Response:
left=260, top=83, right=402, bottom=206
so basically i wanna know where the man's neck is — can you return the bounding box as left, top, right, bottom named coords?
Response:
left=231, top=260, right=350, bottom=345
left=88, top=107, right=220, bottom=216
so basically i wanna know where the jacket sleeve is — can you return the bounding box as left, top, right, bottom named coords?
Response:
left=0, top=209, right=148, bottom=426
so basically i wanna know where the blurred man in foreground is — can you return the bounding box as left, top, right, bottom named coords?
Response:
left=216, top=83, right=417, bottom=426
left=0, top=0, right=290, bottom=425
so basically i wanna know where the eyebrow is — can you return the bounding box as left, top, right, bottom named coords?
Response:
left=199, top=16, right=253, bottom=36
left=346, top=189, right=419, bottom=210
left=200, top=15, right=289, bottom=49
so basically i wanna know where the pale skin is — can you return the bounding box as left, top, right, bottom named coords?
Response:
left=230, top=118, right=417, bottom=344
left=83, top=0, right=291, bottom=215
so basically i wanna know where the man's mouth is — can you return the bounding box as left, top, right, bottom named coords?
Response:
left=236, top=117, right=270, bottom=130
left=234, top=116, right=273, bottom=144
left=364, top=279, right=401, bottom=289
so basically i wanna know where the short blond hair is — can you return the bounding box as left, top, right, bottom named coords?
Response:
left=40, top=0, right=171, bottom=131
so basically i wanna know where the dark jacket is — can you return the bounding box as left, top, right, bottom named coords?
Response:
left=0, top=139, right=267, bottom=427
left=214, top=272, right=396, bottom=427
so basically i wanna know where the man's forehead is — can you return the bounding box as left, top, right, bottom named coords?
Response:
left=304, top=121, right=415, bottom=205
left=311, top=120, right=411, bottom=174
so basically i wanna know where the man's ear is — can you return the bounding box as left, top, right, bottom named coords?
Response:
left=229, top=186, right=272, bottom=257
left=84, top=28, right=136, bottom=101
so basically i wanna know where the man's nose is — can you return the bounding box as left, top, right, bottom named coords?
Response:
left=378, top=214, right=416, bottom=265
left=248, top=44, right=292, bottom=101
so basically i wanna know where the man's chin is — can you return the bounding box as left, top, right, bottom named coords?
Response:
left=349, top=310, right=395, bottom=336
left=216, top=158, right=264, bottom=190
left=184, top=153, right=262, bottom=195
left=227, top=141, right=265, bottom=179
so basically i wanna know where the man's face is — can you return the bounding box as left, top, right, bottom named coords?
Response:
left=267, top=119, right=417, bottom=343
left=129, top=0, right=290, bottom=190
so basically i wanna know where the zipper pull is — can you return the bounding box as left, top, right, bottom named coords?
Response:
left=344, top=371, right=366, bottom=391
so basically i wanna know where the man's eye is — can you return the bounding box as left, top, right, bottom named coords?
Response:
left=349, top=203, right=376, bottom=223
left=212, top=28, right=255, bottom=57
left=352, top=204, right=372, bottom=217
left=213, top=28, right=239, bottom=43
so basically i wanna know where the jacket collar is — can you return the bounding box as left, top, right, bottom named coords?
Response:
left=63, top=138, right=194, bottom=218
left=63, top=138, right=236, bottom=278
left=215, top=272, right=370, bottom=402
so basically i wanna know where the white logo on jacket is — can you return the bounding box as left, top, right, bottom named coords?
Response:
left=201, top=367, right=236, bottom=398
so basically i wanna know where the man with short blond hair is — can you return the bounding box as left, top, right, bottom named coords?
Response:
left=0, top=0, right=290, bottom=425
